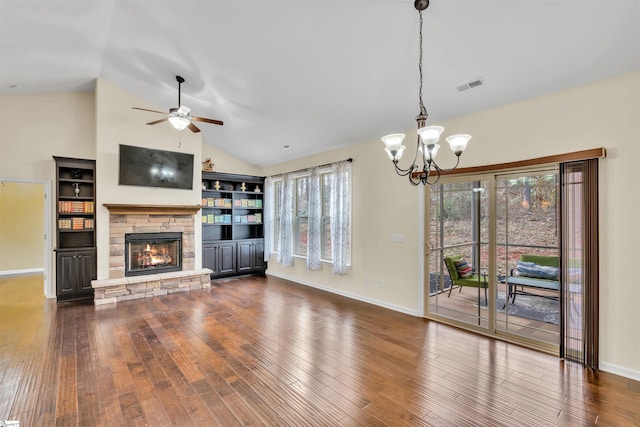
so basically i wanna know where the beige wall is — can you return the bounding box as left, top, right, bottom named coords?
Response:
left=202, top=144, right=259, bottom=177
left=0, top=90, right=95, bottom=292
left=0, top=182, right=44, bottom=271
left=259, top=71, right=640, bottom=379
left=94, top=78, right=204, bottom=279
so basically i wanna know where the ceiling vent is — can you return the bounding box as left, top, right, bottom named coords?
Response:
left=457, top=77, right=485, bottom=92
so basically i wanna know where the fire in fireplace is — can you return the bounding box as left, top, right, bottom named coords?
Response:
left=125, top=232, right=182, bottom=276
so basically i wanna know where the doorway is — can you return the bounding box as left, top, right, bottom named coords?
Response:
left=0, top=179, right=52, bottom=298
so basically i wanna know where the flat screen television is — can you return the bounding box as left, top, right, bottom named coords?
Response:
left=119, top=144, right=194, bottom=190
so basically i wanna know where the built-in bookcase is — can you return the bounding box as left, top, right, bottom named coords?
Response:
left=53, top=157, right=96, bottom=301
left=202, top=172, right=266, bottom=278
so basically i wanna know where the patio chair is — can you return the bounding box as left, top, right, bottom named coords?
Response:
left=443, top=255, right=488, bottom=305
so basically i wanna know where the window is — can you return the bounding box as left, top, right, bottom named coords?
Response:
left=295, top=177, right=308, bottom=256
left=266, top=161, right=351, bottom=272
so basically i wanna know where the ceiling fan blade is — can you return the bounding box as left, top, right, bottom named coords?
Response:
left=146, top=118, right=169, bottom=125
left=132, top=107, right=167, bottom=115
left=192, top=116, right=224, bottom=126
left=188, top=122, right=201, bottom=133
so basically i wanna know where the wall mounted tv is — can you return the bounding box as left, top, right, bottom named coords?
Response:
left=119, top=144, right=194, bottom=190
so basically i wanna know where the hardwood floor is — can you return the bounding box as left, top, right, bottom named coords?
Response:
left=1, top=274, right=638, bottom=426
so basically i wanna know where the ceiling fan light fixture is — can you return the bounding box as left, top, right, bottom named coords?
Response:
left=168, top=115, right=190, bottom=131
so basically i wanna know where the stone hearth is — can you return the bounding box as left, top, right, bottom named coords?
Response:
left=91, top=204, right=212, bottom=304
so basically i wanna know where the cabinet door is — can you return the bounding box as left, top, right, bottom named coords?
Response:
left=253, top=240, right=265, bottom=270
left=76, top=250, right=96, bottom=292
left=57, top=252, right=78, bottom=296
left=203, top=243, right=219, bottom=275
left=236, top=241, right=254, bottom=273
left=219, top=242, right=236, bottom=274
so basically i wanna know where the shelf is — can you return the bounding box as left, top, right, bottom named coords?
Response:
left=59, top=229, right=94, bottom=233
left=59, top=178, right=94, bottom=184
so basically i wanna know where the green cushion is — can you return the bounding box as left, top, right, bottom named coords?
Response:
left=444, top=255, right=462, bottom=280
left=520, top=254, right=558, bottom=268
left=444, top=255, right=488, bottom=289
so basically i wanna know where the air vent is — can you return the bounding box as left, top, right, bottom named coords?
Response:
left=457, top=77, right=485, bottom=92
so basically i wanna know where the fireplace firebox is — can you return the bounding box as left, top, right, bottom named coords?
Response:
left=125, top=232, right=182, bottom=276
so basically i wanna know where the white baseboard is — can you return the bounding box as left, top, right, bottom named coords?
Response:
left=599, top=361, right=640, bottom=381
left=0, top=268, right=44, bottom=278
left=266, top=271, right=419, bottom=317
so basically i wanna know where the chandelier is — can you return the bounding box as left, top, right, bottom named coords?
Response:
left=381, top=0, right=471, bottom=186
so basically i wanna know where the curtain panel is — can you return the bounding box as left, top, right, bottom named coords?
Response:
left=330, top=161, right=351, bottom=275
left=276, top=174, right=294, bottom=267
left=307, top=167, right=322, bottom=270
left=263, top=177, right=275, bottom=262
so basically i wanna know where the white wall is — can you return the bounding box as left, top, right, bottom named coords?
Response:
left=259, top=71, right=640, bottom=380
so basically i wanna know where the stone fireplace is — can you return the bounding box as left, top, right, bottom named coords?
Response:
left=91, top=204, right=212, bottom=305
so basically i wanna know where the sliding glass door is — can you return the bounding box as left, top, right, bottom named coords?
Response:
left=428, top=169, right=561, bottom=351
left=429, top=179, right=491, bottom=329
left=495, top=171, right=560, bottom=348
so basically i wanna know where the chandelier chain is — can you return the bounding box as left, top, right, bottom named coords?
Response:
left=418, top=10, right=426, bottom=116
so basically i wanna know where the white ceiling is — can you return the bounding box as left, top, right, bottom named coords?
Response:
left=1, top=0, right=638, bottom=167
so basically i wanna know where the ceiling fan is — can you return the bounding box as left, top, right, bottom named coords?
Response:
left=132, top=75, right=223, bottom=133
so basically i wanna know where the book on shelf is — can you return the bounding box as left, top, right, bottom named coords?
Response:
left=58, top=217, right=93, bottom=230
left=58, top=200, right=94, bottom=213
left=255, top=199, right=263, bottom=208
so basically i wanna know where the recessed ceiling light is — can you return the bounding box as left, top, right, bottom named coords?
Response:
left=281, top=145, right=291, bottom=150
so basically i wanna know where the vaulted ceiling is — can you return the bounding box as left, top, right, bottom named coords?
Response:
left=1, top=1, right=638, bottom=167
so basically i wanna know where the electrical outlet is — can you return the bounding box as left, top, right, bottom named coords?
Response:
left=364, top=275, right=369, bottom=286
left=378, top=278, right=384, bottom=288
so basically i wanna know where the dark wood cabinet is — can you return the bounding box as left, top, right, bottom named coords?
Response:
left=237, top=239, right=265, bottom=273
left=202, top=172, right=266, bottom=278
left=56, top=249, right=96, bottom=298
left=203, top=241, right=236, bottom=277
left=53, top=157, right=96, bottom=301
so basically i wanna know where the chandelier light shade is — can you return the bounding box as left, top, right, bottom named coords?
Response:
left=381, top=0, right=471, bottom=186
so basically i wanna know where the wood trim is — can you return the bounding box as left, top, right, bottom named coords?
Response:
left=103, top=204, right=202, bottom=215
left=413, top=147, right=606, bottom=179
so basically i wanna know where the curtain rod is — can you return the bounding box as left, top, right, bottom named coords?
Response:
left=270, top=158, right=352, bottom=178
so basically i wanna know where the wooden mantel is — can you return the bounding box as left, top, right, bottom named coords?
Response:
left=103, top=204, right=202, bottom=215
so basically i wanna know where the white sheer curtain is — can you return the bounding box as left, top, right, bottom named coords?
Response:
left=330, top=161, right=351, bottom=275
left=306, top=167, right=322, bottom=270
left=263, top=176, right=275, bottom=262
left=276, top=173, right=294, bottom=267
